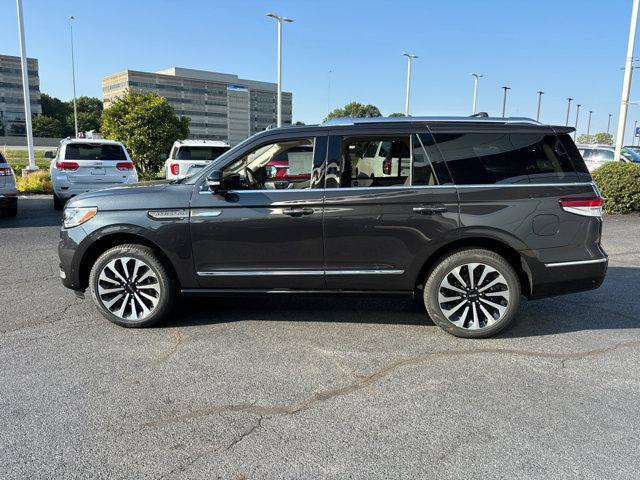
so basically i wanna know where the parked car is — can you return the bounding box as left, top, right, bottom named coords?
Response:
left=164, top=140, right=231, bottom=180
left=0, top=151, right=18, bottom=217
left=58, top=116, right=607, bottom=338
left=576, top=144, right=640, bottom=171
left=50, top=138, right=138, bottom=210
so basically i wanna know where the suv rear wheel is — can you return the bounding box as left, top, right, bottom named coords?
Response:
left=423, top=248, right=521, bottom=338
left=53, top=193, right=64, bottom=211
left=88, top=244, right=175, bottom=327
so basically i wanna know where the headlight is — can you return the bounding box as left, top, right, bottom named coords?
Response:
left=63, top=206, right=97, bottom=228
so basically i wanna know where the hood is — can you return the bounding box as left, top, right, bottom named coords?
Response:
left=67, top=181, right=192, bottom=211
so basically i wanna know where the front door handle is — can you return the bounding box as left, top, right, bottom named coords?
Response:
left=282, top=207, right=315, bottom=217
left=413, top=205, right=447, bottom=215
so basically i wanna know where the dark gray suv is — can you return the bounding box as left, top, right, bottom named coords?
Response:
left=58, top=117, right=607, bottom=338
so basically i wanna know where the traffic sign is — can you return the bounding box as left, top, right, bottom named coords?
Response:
left=635, top=126, right=640, bottom=137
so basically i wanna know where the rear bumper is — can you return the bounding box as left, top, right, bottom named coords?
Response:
left=523, top=250, right=608, bottom=299
left=53, top=178, right=137, bottom=199
left=0, top=194, right=17, bottom=208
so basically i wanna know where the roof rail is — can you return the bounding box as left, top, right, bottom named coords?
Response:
left=320, top=116, right=543, bottom=127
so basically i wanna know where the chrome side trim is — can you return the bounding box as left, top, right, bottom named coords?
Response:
left=544, top=258, right=607, bottom=268
left=147, top=209, right=188, bottom=220
left=190, top=209, right=222, bottom=218
left=197, top=269, right=405, bottom=277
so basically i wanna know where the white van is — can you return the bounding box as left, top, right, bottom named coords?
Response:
left=164, top=140, right=231, bottom=180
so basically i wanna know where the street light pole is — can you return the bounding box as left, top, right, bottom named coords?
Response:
left=574, top=104, right=581, bottom=140
left=266, top=13, right=294, bottom=128
left=615, top=0, right=640, bottom=161
left=565, top=98, right=573, bottom=126
left=471, top=73, right=483, bottom=114
left=607, top=113, right=612, bottom=134
left=587, top=110, right=593, bottom=136
left=536, top=91, right=544, bottom=121
left=501, top=86, right=511, bottom=117
left=69, top=16, right=78, bottom=138
left=15, top=0, right=36, bottom=171
left=403, top=53, right=418, bottom=116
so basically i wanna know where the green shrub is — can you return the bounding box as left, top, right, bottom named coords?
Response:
left=591, top=161, right=640, bottom=214
left=16, top=171, right=53, bottom=194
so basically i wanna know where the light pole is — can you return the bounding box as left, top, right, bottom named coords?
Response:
left=615, top=0, right=640, bottom=161
left=607, top=113, right=612, bottom=134
left=471, top=73, right=483, bottom=114
left=574, top=104, right=581, bottom=140
left=536, top=91, right=544, bottom=121
left=565, top=98, right=573, bottom=126
left=587, top=110, right=593, bottom=136
left=266, top=13, right=294, bottom=128
left=15, top=0, right=36, bottom=171
left=501, top=86, right=511, bottom=117
left=69, top=15, right=78, bottom=138
left=403, top=53, right=418, bottom=116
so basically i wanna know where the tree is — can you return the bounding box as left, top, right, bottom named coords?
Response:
left=593, top=132, right=613, bottom=145
left=388, top=112, right=406, bottom=117
left=577, top=134, right=595, bottom=144
left=70, top=96, right=103, bottom=133
left=325, top=102, right=382, bottom=121
left=41, top=93, right=71, bottom=122
left=32, top=115, right=65, bottom=137
left=102, top=90, right=189, bottom=178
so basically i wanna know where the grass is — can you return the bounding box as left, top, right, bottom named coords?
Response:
left=1, top=146, right=54, bottom=173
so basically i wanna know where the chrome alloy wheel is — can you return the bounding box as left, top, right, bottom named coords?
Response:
left=437, top=263, right=510, bottom=330
left=96, top=257, right=161, bottom=320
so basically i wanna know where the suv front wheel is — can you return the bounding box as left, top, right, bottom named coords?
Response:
left=89, top=244, right=175, bottom=327
left=423, top=248, right=521, bottom=338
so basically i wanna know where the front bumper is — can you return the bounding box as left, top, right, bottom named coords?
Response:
left=58, top=225, right=87, bottom=291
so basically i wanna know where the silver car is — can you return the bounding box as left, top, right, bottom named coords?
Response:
left=577, top=144, right=640, bottom=171
left=0, top=151, right=18, bottom=217
left=50, top=138, right=138, bottom=210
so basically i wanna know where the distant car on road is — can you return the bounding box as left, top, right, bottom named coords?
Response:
left=50, top=138, right=138, bottom=210
left=164, top=140, right=231, bottom=180
left=577, top=144, right=640, bottom=171
left=0, top=151, right=18, bottom=217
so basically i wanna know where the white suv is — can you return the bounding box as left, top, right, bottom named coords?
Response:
left=0, top=151, right=18, bottom=217
left=50, top=138, right=138, bottom=210
left=164, top=140, right=231, bottom=180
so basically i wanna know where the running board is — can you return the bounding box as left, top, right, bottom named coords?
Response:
left=181, top=288, right=413, bottom=296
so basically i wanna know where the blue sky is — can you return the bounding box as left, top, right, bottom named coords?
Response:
left=1, top=0, right=640, bottom=141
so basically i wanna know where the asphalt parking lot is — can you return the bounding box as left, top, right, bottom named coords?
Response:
left=1, top=196, right=639, bottom=479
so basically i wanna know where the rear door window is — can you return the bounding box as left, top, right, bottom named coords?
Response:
left=433, top=132, right=579, bottom=184
left=64, top=143, right=127, bottom=161
left=412, top=133, right=452, bottom=185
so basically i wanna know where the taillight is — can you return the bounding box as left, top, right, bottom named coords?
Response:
left=116, top=161, right=134, bottom=171
left=170, top=163, right=180, bottom=176
left=382, top=158, right=392, bottom=175
left=559, top=196, right=604, bottom=217
left=0, top=167, right=12, bottom=176
left=55, top=161, right=79, bottom=171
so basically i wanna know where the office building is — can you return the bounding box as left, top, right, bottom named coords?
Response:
left=0, top=54, right=41, bottom=136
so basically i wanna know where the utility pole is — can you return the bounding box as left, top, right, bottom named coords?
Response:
left=15, top=0, right=36, bottom=172
left=565, top=98, right=573, bottom=126
left=574, top=104, right=581, bottom=140
left=266, top=13, right=294, bottom=128
left=501, top=86, right=511, bottom=117
left=607, top=113, right=612, bottom=134
left=471, top=73, right=483, bottom=114
left=587, top=110, right=593, bottom=136
left=69, top=16, right=78, bottom=138
left=403, top=53, right=418, bottom=116
left=615, top=0, right=640, bottom=161
left=536, top=91, right=544, bottom=121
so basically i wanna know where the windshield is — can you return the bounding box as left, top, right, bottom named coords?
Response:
left=64, top=143, right=127, bottom=160
left=621, top=147, right=640, bottom=163
left=175, top=146, right=230, bottom=161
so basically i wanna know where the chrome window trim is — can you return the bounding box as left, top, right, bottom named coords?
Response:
left=197, top=269, right=405, bottom=277
left=544, top=258, right=607, bottom=268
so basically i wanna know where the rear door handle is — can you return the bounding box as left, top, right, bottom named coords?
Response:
left=413, top=205, right=447, bottom=215
left=282, top=207, right=315, bottom=217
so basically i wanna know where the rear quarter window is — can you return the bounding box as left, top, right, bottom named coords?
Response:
left=556, top=134, right=592, bottom=182
left=433, top=132, right=580, bottom=184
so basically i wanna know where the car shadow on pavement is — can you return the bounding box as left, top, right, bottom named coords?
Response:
left=0, top=197, right=62, bottom=229
left=161, top=266, right=640, bottom=337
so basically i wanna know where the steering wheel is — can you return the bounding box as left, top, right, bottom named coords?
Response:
left=244, top=167, right=263, bottom=190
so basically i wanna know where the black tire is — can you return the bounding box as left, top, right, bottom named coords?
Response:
left=88, top=244, right=175, bottom=327
left=3, top=201, right=17, bottom=217
left=423, top=248, right=521, bottom=339
left=53, top=193, right=64, bottom=211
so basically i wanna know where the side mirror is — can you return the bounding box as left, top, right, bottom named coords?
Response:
left=44, top=151, right=54, bottom=159
left=160, top=153, right=168, bottom=161
left=206, top=170, right=225, bottom=195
